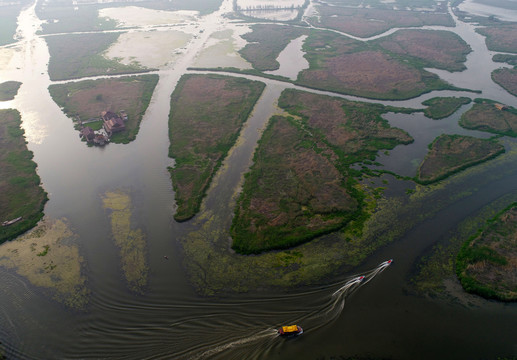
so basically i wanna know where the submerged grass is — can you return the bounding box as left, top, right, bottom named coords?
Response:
left=102, top=190, right=148, bottom=293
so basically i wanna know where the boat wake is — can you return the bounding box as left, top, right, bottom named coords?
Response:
left=187, top=260, right=393, bottom=359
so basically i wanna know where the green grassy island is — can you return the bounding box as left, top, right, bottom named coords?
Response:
left=459, top=99, right=517, bottom=137
left=0, top=81, right=22, bottom=101
left=417, top=134, right=504, bottom=184
left=168, top=74, right=265, bottom=222
left=49, top=74, right=158, bottom=144
left=422, top=96, right=472, bottom=119
left=0, top=109, right=48, bottom=244
left=231, top=89, right=413, bottom=254
left=457, top=203, right=517, bottom=301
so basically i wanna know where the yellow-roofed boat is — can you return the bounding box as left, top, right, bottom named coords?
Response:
left=278, top=325, right=303, bottom=336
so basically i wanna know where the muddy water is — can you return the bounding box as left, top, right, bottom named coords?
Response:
left=1, top=0, right=517, bottom=359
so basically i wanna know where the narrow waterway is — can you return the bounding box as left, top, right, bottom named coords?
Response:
left=0, top=0, right=517, bottom=359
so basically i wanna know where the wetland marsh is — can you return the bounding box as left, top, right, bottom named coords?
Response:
left=1, top=0, right=517, bottom=359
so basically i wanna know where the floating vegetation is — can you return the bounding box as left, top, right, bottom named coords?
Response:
left=102, top=190, right=148, bottom=293
left=0, top=218, right=89, bottom=309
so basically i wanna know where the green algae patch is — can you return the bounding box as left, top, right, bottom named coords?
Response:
left=0, top=109, right=48, bottom=244
left=417, top=134, right=504, bottom=184
left=460, top=99, right=517, bottom=137
left=168, top=74, right=265, bottom=221
left=182, top=137, right=517, bottom=296
left=0, top=218, right=89, bottom=308
left=102, top=190, right=148, bottom=293
left=422, top=96, right=471, bottom=119
left=457, top=203, right=517, bottom=301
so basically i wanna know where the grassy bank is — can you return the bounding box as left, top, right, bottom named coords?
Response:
left=49, top=74, right=159, bottom=144
left=0, top=109, right=48, bottom=244
left=168, top=74, right=265, bottom=221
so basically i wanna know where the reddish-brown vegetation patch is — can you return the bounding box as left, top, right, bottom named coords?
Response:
left=231, top=116, right=357, bottom=254
left=417, top=134, right=504, bottom=183
left=377, top=30, right=470, bottom=71
left=308, top=5, right=452, bottom=38
left=457, top=204, right=517, bottom=301
left=168, top=74, right=265, bottom=221
left=299, top=50, right=427, bottom=98
left=297, top=31, right=450, bottom=99
left=460, top=101, right=517, bottom=137
left=477, top=24, right=517, bottom=53
left=492, top=68, right=517, bottom=97
left=279, top=89, right=413, bottom=160
left=231, top=89, right=414, bottom=254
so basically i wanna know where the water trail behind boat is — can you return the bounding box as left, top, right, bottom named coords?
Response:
left=188, top=260, right=393, bottom=359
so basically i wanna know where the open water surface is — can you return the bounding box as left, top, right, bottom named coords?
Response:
left=0, top=0, right=517, bottom=359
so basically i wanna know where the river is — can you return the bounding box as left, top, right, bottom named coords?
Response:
left=0, top=0, right=516, bottom=359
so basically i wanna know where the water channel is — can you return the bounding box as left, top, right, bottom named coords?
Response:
left=0, top=0, right=516, bottom=359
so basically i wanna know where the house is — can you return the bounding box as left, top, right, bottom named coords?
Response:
left=80, top=126, right=95, bottom=142
left=495, top=103, right=508, bottom=111
left=102, top=111, right=126, bottom=135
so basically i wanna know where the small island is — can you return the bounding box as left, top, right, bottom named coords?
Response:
left=492, top=68, right=517, bottom=97
left=456, top=203, right=517, bottom=301
left=0, top=109, right=48, bottom=244
left=459, top=99, right=517, bottom=137
left=0, top=81, right=22, bottom=101
left=49, top=74, right=158, bottom=144
left=417, top=134, right=504, bottom=184
left=421, top=96, right=471, bottom=119
left=231, top=89, right=413, bottom=254
left=168, top=74, right=265, bottom=221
